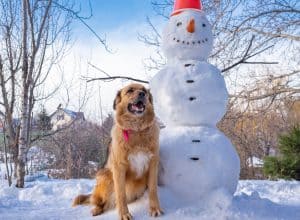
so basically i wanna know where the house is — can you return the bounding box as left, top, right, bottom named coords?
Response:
left=50, top=108, right=85, bottom=130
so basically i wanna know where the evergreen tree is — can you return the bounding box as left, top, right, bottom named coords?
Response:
left=37, top=107, right=51, bottom=131
left=263, top=125, right=300, bottom=180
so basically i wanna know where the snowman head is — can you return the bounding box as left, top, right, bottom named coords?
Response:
left=162, top=0, right=213, bottom=61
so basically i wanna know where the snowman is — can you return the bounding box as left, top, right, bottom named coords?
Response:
left=150, top=0, right=240, bottom=203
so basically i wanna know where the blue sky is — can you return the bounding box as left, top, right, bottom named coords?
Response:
left=47, top=1, right=167, bottom=118
left=76, top=0, right=157, bottom=32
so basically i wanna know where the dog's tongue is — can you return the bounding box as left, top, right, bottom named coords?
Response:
left=133, top=102, right=144, bottom=110
left=132, top=104, right=140, bottom=111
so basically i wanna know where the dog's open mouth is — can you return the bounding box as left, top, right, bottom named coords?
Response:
left=128, top=100, right=145, bottom=115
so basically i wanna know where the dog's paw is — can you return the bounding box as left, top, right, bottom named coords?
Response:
left=91, top=206, right=103, bottom=216
left=149, top=206, right=164, bottom=217
left=120, top=212, right=133, bottom=220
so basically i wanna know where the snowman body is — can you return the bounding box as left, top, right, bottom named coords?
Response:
left=159, top=126, right=240, bottom=202
left=150, top=9, right=240, bottom=202
left=150, top=60, right=227, bottom=126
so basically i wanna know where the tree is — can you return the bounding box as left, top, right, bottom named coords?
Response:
left=16, top=0, right=77, bottom=188
left=0, top=0, right=108, bottom=187
left=36, top=107, right=51, bottom=131
left=40, top=121, right=105, bottom=179
left=140, top=0, right=299, bottom=180
left=263, top=126, right=300, bottom=180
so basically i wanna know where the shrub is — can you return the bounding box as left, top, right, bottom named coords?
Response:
left=263, top=126, right=300, bottom=180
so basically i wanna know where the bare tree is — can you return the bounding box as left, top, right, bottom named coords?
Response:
left=141, top=0, right=299, bottom=72
left=138, top=0, right=300, bottom=179
left=0, top=0, right=108, bottom=187
left=36, top=119, right=111, bottom=179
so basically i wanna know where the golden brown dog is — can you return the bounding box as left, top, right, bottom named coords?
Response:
left=72, top=83, right=163, bottom=220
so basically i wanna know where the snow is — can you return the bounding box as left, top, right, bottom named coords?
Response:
left=150, top=4, right=239, bottom=203
left=0, top=176, right=299, bottom=220
left=247, top=156, right=264, bottom=168
left=162, top=10, right=213, bottom=62
left=158, top=126, right=240, bottom=202
left=150, top=61, right=228, bottom=126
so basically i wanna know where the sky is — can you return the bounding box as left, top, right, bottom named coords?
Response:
left=43, top=0, right=299, bottom=122
left=43, top=0, right=167, bottom=121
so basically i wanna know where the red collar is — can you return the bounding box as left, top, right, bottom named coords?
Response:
left=122, top=130, right=130, bottom=142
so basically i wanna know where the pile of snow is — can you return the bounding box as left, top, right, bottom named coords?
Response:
left=0, top=177, right=299, bottom=220
left=247, top=156, right=264, bottom=168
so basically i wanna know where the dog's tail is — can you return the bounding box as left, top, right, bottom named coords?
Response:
left=72, top=194, right=91, bottom=207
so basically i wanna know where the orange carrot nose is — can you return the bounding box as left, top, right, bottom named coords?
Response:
left=187, top=19, right=195, bottom=33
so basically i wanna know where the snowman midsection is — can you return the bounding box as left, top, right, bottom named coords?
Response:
left=159, top=126, right=237, bottom=159
left=156, top=99, right=227, bottom=126
left=150, top=61, right=228, bottom=126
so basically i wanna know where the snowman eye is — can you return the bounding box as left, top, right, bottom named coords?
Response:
left=176, top=22, right=182, bottom=27
left=202, top=23, right=206, bottom=27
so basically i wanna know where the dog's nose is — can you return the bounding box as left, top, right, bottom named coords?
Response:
left=139, top=92, right=145, bottom=97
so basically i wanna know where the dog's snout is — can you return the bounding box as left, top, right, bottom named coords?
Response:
left=139, top=92, right=145, bottom=97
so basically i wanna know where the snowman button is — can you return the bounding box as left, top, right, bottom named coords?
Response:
left=184, top=63, right=194, bottom=67
left=186, top=80, right=194, bottom=83
left=189, top=97, right=196, bottom=101
left=192, top=139, right=201, bottom=143
left=190, top=157, right=199, bottom=161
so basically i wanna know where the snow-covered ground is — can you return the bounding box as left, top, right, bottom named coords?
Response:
left=0, top=175, right=299, bottom=220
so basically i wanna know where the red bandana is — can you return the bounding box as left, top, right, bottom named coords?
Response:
left=122, top=130, right=130, bottom=142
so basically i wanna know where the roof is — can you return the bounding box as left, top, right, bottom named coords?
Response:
left=50, top=108, right=85, bottom=120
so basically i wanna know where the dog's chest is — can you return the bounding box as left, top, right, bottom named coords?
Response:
left=128, top=151, right=152, bottom=178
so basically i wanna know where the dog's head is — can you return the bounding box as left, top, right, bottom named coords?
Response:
left=113, top=83, right=155, bottom=130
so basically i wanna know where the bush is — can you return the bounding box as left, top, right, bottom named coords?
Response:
left=38, top=121, right=110, bottom=179
left=263, top=126, right=300, bottom=180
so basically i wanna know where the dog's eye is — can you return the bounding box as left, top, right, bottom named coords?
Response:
left=142, top=88, right=147, bottom=94
left=127, top=88, right=134, bottom=94
left=176, top=22, right=182, bottom=27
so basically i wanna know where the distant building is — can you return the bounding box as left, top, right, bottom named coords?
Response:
left=50, top=108, right=85, bottom=130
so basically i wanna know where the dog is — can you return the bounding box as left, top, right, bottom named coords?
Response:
left=72, top=83, right=163, bottom=220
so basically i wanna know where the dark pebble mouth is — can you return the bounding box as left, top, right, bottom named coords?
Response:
left=173, top=37, right=208, bottom=45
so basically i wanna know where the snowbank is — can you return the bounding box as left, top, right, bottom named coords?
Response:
left=0, top=177, right=299, bottom=220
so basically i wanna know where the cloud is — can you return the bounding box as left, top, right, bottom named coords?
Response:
left=44, top=19, right=164, bottom=120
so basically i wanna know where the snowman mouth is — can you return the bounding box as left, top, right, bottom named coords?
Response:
left=173, top=37, right=208, bottom=45
left=128, top=100, right=146, bottom=115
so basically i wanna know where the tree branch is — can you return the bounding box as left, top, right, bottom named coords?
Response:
left=85, top=76, right=149, bottom=84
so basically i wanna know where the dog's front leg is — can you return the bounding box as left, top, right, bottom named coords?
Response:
left=148, top=155, right=163, bottom=217
left=113, top=162, right=132, bottom=220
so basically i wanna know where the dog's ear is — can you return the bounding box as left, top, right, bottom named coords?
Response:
left=148, top=89, right=153, bottom=104
left=113, top=90, right=122, bottom=110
